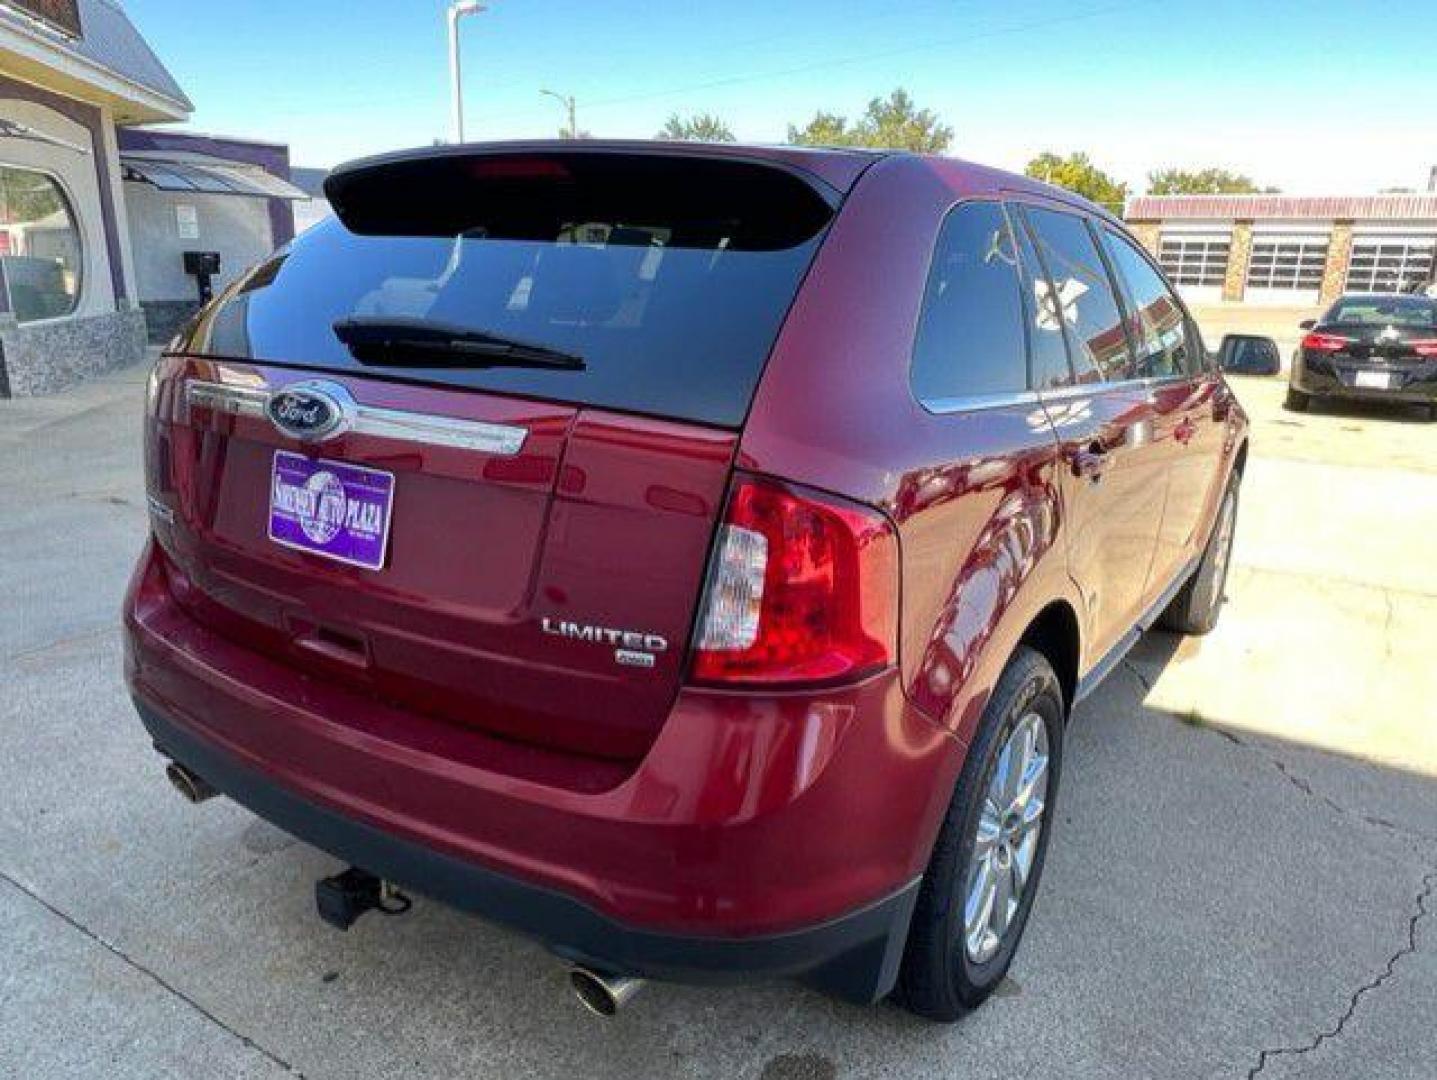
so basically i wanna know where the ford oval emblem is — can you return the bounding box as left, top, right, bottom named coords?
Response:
left=266, top=381, right=354, bottom=442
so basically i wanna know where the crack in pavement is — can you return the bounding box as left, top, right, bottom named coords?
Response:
left=1121, top=657, right=1155, bottom=695
left=1244, top=870, right=1435, bottom=1078
left=4, top=625, right=118, bottom=667
left=1380, top=588, right=1396, bottom=665
left=1119, top=659, right=1437, bottom=847
left=0, top=866, right=304, bottom=1078
left=1227, top=559, right=1437, bottom=603
left=1212, top=727, right=1436, bottom=848
left=1117, top=659, right=1437, bottom=1077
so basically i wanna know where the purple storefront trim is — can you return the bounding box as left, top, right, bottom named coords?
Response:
left=118, top=128, right=295, bottom=247
left=0, top=72, right=129, bottom=303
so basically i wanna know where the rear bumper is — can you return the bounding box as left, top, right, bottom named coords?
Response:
left=124, top=541, right=959, bottom=1001
left=135, top=696, right=919, bottom=1000
left=1293, top=359, right=1437, bottom=405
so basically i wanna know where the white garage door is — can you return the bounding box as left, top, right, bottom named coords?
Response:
left=1158, top=232, right=1230, bottom=302
left=1246, top=235, right=1328, bottom=304
left=1345, top=236, right=1436, bottom=293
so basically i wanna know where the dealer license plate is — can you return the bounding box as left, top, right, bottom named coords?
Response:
left=268, top=451, right=394, bottom=570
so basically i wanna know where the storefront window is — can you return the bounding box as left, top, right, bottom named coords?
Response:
left=0, top=165, right=82, bottom=322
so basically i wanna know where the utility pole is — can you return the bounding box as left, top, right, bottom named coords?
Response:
left=541, top=89, right=578, bottom=139
left=447, top=1, right=486, bottom=143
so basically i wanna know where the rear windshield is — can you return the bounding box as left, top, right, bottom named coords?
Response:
left=179, top=151, right=838, bottom=428
left=1325, top=296, right=1437, bottom=327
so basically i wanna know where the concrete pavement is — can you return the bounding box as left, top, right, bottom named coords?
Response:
left=2, top=363, right=1433, bottom=1079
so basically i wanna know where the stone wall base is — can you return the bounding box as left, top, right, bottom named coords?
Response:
left=0, top=308, right=148, bottom=397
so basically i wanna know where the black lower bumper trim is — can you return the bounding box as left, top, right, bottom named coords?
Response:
left=1294, top=372, right=1437, bottom=407
left=135, top=697, right=919, bottom=1003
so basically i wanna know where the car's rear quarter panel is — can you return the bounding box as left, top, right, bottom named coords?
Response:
left=741, top=155, right=1080, bottom=749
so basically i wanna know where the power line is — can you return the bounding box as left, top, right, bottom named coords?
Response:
left=479, top=1, right=1154, bottom=125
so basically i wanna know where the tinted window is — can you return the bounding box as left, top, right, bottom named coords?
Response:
left=1326, top=295, right=1437, bottom=327
left=1010, top=207, right=1075, bottom=390
left=178, top=152, right=835, bottom=428
left=1024, top=208, right=1134, bottom=384
left=910, top=202, right=1027, bottom=402
left=1100, top=227, right=1196, bottom=377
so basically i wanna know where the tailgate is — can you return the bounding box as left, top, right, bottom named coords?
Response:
left=148, top=357, right=736, bottom=760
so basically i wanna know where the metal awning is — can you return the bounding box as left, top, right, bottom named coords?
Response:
left=120, top=150, right=309, bottom=201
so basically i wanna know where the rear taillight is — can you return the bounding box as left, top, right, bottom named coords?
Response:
left=689, top=475, right=899, bottom=687
left=1410, top=339, right=1437, bottom=358
left=1301, top=332, right=1351, bottom=353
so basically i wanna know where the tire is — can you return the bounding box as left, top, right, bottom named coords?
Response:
left=1284, top=387, right=1310, bottom=412
left=895, top=646, right=1064, bottom=1021
left=1158, top=475, right=1240, bottom=636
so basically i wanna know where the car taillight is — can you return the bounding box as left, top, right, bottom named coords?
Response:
left=1410, top=339, right=1437, bottom=358
left=689, top=475, right=899, bottom=687
left=1301, top=332, right=1351, bottom=353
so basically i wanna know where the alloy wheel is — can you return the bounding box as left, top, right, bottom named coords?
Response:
left=962, top=711, right=1050, bottom=964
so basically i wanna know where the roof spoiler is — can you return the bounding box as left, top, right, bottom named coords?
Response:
left=324, top=145, right=841, bottom=248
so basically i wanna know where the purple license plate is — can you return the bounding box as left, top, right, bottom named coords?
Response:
left=268, top=451, right=394, bottom=571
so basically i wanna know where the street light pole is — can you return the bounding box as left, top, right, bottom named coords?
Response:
left=540, top=89, right=578, bottom=139
left=447, top=1, right=486, bottom=143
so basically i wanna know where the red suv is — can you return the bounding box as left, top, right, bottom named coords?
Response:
left=124, top=143, right=1248, bottom=1021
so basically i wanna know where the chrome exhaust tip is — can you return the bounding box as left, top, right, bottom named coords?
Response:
left=165, top=762, right=218, bottom=804
left=568, top=966, right=645, bottom=1017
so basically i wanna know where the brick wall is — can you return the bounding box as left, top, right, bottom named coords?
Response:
left=1127, top=220, right=1160, bottom=256
left=1223, top=221, right=1254, bottom=302
left=1320, top=220, right=1354, bottom=305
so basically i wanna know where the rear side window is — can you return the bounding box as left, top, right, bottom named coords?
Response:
left=1009, top=207, right=1075, bottom=390
left=911, top=202, right=1028, bottom=403
left=1024, top=207, right=1135, bottom=384
left=181, top=152, right=837, bottom=428
left=1099, top=227, right=1196, bottom=378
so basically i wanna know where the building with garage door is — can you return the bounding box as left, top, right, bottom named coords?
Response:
left=1125, top=192, right=1437, bottom=309
left=1, top=0, right=304, bottom=396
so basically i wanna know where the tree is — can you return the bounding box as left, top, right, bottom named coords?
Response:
left=787, top=89, right=952, bottom=153
left=1025, top=152, right=1128, bottom=211
left=787, top=111, right=852, bottom=147
left=657, top=113, right=735, bottom=142
left=1147, top=167, right=1278, bottom=195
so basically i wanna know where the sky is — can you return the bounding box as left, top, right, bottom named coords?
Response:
left=123, top=0, right=1436, bottom=194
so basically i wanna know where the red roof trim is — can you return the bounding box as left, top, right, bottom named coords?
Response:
left=1126, top=193, right=1437, bottom=222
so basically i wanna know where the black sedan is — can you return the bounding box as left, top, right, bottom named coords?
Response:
left=1287, top=293, right=1437, bottom=419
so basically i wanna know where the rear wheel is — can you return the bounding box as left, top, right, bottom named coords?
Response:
left=1284, top=386, right=1310, bottom=412
left=895, top=647, right=1064, bottom=1021
left=1159, top=475, right=1239, bottom=636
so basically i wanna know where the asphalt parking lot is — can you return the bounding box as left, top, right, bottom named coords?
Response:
left=3, top=364, right=1434, bottom=1080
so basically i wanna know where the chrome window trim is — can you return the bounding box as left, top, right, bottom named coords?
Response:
left=921, top=389, right=1040, bottom=414
left=184, top=379, right=528, bottom=456
left=921, top=373, right=1197, bottom=415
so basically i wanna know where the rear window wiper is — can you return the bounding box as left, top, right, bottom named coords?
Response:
left=332, top=316, right=586, bottom=371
